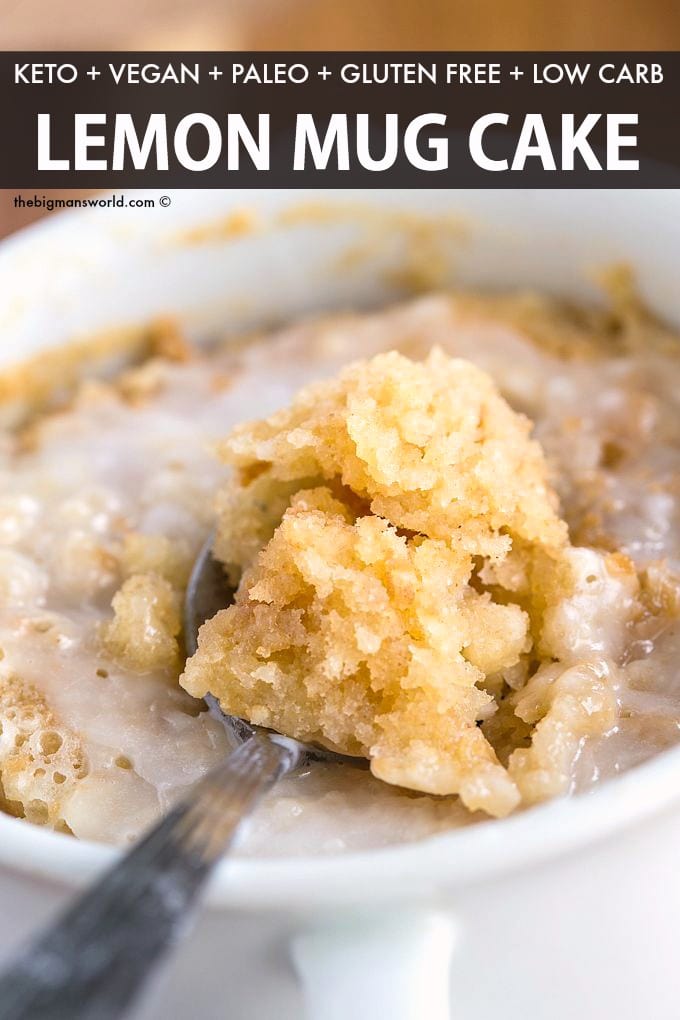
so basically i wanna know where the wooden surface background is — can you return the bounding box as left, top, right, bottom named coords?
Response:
left=1, top=0, right=678, bottom=237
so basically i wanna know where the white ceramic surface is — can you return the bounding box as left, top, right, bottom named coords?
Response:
left=0, top=189, right=679, bottom=1020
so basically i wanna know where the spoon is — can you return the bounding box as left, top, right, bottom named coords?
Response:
left=0, top=535, right=362, bottom=1020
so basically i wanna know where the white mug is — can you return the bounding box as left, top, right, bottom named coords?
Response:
left=0, top=188, right=679, bottom=1020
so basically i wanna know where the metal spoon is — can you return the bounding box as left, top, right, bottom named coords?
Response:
left=0, top=535, right=362, bottom=1020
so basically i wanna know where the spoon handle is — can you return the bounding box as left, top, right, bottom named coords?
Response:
left=0, top=734, right=297, bottom=1020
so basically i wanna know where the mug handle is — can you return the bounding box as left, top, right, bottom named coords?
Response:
left=291, top=908, right=457, bottom=1020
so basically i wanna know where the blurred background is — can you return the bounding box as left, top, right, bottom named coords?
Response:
left=3, top=0, right=679, bottom=50
left=2, top=0, right=679, bottom=236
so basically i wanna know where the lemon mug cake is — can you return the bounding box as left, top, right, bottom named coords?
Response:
left=0, top=286, right=678, bottom=854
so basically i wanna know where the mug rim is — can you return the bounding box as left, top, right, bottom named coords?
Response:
left=1, top=743, right=680, bottom=910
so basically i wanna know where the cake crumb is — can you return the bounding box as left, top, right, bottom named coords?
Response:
left=0, top=672, right=87, bottom=828
left=102, top=573, right=182, bottom=673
